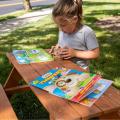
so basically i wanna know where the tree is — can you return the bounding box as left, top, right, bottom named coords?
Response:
left=23, top=0, right=32, bottom=11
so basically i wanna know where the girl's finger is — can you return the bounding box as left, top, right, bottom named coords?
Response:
left=61, top=48, right=68, bottom=52
left=60, top=51, right=69, bottom=55
left=63, top=56, right=71, bottom=59
left=49, top=46, right=55, bottom=53
left=61, top=54, right=70, bottom=58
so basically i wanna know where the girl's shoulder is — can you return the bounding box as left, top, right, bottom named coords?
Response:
left=79, top=24, right=94, bottom=33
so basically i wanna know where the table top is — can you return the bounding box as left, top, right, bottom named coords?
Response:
left=6, top=53, right=120, bottom=120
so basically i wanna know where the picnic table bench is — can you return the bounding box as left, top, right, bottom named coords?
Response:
left=4, top=52, right=120, bottom=120
left=0, top=84, right=18, bottom=120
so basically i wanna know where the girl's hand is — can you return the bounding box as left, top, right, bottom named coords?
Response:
left=49, top=45, right=62, bottom=58
left=49, top=45, right=60, bottom=54
left=49, top=46, right=55, bottom=54
left=60, top=47, right=76, bottom=59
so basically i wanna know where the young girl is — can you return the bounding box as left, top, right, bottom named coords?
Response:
left=50, top=0, right=100, bottom=70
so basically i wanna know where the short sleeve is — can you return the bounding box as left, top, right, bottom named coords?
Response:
left=58, top=31, right=66, bottom=48
left=85, top=31, right=99, bottom=50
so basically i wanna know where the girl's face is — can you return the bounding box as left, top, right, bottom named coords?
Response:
left=54, top=16, right=78, bottom=34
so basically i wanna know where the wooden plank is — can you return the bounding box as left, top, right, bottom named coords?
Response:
left=99, top=111, right=120, bottom=119
left=69, top=102, right=102, bottom=120
left=30, top=59, right=63, bottom=76
left=46, top=59, right=65, bottom=69
left=0, top=84, right=18, bottom=120
left=104, top=86, right=120, bottom=105
left=57, top=59, right=86, bottom=71
left=31, top=86, right=81, bottom=120
left=5, top=85, right=30, bottom=95
left=30, top=62, right=50, bottom=75
left=95, top=93, right=120, bottom=114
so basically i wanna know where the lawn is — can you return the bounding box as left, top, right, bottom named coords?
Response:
left=0, top=0, right=120, bottom=119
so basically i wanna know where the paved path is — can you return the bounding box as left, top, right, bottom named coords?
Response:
left=0, top=0, right=57, bottom=15
left=0, top=8, right=52, bottom=35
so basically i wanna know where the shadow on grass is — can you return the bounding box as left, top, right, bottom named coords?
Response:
left=32, top=4, right=54, bottom=11
left=83, top=1, right=120, bottom=6
left=0, top=24, right=58, bottom=52
left=86, top=9, right=120, bottom=16
left=11, top=91, right=49, bottom=119
left=0, top=16, right=16, bottom=22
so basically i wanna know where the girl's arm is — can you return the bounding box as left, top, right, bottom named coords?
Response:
left=60, top=47, right=100, bottom=59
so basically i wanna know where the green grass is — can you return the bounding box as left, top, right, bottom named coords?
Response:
left=0, top=11, right=26, bottom=22
left=0, top=0, right=120, bottom=119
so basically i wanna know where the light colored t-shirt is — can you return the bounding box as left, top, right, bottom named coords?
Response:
left=58, top=25, right=99, bottom=69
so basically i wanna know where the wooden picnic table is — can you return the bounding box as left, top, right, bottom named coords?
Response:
left=4, top=52, right=120, bottom=120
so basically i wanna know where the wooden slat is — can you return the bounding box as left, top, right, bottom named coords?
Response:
left=30, top=62, right=51, bottom=75
left=57, top=59, right=86, bottom=72
left=31, top=87, right=81, bottom=120
left=5, top=85, right=30, bottom=95
left=99, top=111, right=120, bottom=119
left=69, top=102, right=102, bottom=119
left=95, top=93, right=120, bottom=114
left=104, top=86, right=120, bottom=105
left=0, top=84, right=18, bottom=120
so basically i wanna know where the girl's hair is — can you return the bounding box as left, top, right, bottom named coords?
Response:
left=52, top=0, right=83, bottom=22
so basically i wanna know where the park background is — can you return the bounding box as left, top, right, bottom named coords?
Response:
left=0, top=0, right=120, bottom=119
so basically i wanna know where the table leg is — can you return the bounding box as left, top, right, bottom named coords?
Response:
left=4, top=67, right=22, bottom=89
left=49, top=114, right=55, bottom=120
left=4, top=67, right=30, bottom=97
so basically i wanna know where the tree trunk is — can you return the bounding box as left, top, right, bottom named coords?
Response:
left=23, top=0, right=32, bottom=11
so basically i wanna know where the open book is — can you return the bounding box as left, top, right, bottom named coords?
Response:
left=30, top=68, right=112, bottom=106
left=13, top=49, right=54, bottom=64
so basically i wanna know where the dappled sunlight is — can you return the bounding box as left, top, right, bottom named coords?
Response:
left=0, top=57, right=4, bottom=63
left=114, top=78, right=120, bottom=88
left=10, top=91, right=49, bottom=119
left=105, top=53, right=115, bottom=59
left=0, top=15, right=58, bottom=52
left=96, top=31, right=106, bottom=38
left=96, top=16, right=120, bottom=33
left=101, top=43, right=111, bottom=48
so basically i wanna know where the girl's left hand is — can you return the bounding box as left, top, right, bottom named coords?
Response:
left=60, top=47, right=76, bottom=59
